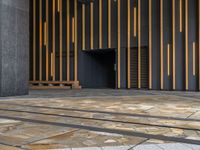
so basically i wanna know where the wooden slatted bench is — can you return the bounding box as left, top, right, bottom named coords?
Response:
left=29, top=81, right=81, bottom=90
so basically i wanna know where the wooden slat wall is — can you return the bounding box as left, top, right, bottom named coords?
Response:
left=31, top=0, right=77, bottom=83
left=30, top=0, right=200, bottom=91
left=185, top=0, right=189, bottom=90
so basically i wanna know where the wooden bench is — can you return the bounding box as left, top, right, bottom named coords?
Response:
left=29, top=81, right=81, bottom=90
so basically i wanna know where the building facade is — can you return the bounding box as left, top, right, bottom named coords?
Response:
left=30, top=0, right=200, bottom=91
left=0, top=0, right=199, bottom=96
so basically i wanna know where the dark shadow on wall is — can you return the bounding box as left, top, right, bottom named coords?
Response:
left=78, top=49, right=116, bottom=88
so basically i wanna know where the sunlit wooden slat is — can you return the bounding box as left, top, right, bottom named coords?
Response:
left=82, top=4, right=85, bottom=50
left=118, top=0, right=121, bottom=88
left=52, top=0, right=56, bottom=80
left=185, top=0, right=189, bottom=90
left=149, top=0, right=152, bottom=89
left=99, top=0, right=102, bottom=49
left=39, top=0, right=43, bottom=81
left=172, top=0, right=176, bottom=90
left=160, top=0, right=163, bottom=90
left=33, top=0, right=36, bottom=81
left=168, top=44, right=170, bottom=76
left=108, top=0, right=111, bottom=48
left=74, top=0, right=78, bottom=81
left=193, top=42, right=196, bottom=76
left=67, top=0, right=70, bottom=81
left=134, top=7, right=137, bottom=37
left=127, top=0, right=131, bottom=88
left=180, top=0, right=182, bottom=32
left=72, top=17, right=75, bottom=43
left=90, top=2, right=94, bottom=49
left=138, top=0, right=141, bottom=89
left=59, top=0, right=63, bottom=81
left=45, top=0, right=49, bottom=81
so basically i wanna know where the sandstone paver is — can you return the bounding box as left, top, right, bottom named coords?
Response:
left=0, top=89, right=199, bottom=149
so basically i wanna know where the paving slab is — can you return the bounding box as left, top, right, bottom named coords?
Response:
left=0, top=90, right=199, bottom=149
left=157, top=143, right=193, bottom=150
left=102, top=145, right=131, bottom=150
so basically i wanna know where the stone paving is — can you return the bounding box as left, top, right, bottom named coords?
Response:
left=0, top=89, right=199, bottom=149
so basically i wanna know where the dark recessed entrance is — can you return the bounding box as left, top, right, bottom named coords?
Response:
left=79, top=49, right=116, bottom=89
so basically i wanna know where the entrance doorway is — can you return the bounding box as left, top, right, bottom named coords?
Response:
left=79, top=49, right=116, bottom=89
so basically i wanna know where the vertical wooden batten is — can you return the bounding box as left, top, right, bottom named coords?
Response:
left=168, top=44, right=170, bottom=76
left=67, top=0, right=70, bottom=81
left=134, top=7, right=137, bottom=37
left=33, top=0, right=36, bottom=81
left=108, top=0, right=111, bottom=48
left=39, top=0, right=43, bottom=81
left=117, top=0, right=121, bottom=88
left=46, top=0, right=49, bottom=81
left=52, top=0, right=56, bottom=81
left=51, top=52, right=53, bottom=77
left=57, top=0, right=60, bottom=12
left=160, top=0, right=164, bottom=90
left=185, top=0, right=189, bottom=90
left=172, top=0, right=176, bottom=90
left=180, top=0, right=182, bottom=32
left=44, top=22, right=47, bottom=46
left=90, top=2, right=94, bottom=49
left=74, top=0, right=78, bottom=81
left=99, top=0, right=102, bottom=49
left=72, top=17, right=75, bottom=43
left=59, top=0, right=63, bottom=81
left=149, top=0, right=152, bottom=89
left=127, top=0, right=131, bottom=89
left=193, top=42, right=196, bottom=76
left=82, top=4, right=85, bottom=50
left=138, top=0, right=141, bottom=89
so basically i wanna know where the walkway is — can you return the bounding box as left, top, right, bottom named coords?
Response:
left=0, top=89, right=199, bottom=149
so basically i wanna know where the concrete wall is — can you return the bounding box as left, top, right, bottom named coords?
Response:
left=0, top=0, right=29, bottom=96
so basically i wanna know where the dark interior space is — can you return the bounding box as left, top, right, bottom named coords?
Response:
left=78, top=49, right=116, bottom=88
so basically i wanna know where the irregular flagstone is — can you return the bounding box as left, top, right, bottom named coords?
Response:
left=0, top=144, right=23, bottom=150
left=23, top=130, right=146, bottom=149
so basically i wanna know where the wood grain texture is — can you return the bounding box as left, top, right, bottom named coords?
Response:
left=127, top=0, right=130, bottom=88
left=149, top=0, right=152, bottom=89
left=185, top=0, right=188, bottom=90
left=39, top=0, right=43, bottom=81
left=82, top=4, right=85, bottom=50
left=172, top=0, right=176, bottom=90
left=67, top=0, right=70, bottom=81
left=46, top=0, right=49, bottom=81
left=90, top=2, right=94, bottom=49
left=160, top=0, right=163, bottom=90
left=138, top=0, right=141, bottom=89
left=33, top=0, right=36, bottom=81
left=74, top=0, right=78, bottom=81
left=118, top=0, right=121, bottom=88
left=99, top=0, right=102, bottom=49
